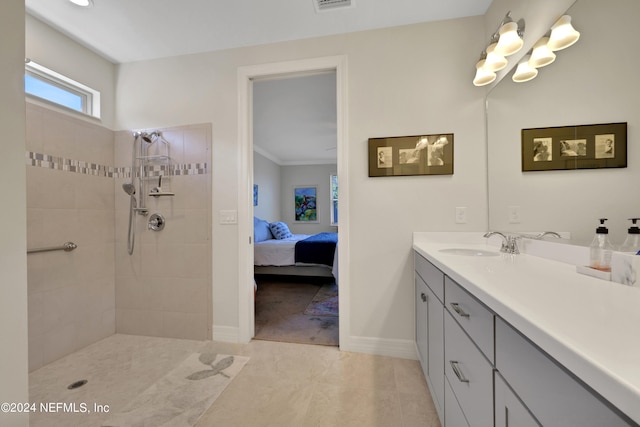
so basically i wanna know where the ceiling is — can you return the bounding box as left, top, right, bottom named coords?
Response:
left=25, top=0, right=491, bottom=164
left=25, top=0, right=491, bottom=64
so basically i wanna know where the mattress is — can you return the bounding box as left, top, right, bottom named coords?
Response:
left=254, top=234, right=311, bottom=266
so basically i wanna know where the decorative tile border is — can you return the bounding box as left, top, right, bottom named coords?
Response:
left=26, top=151, right=207, bottom=178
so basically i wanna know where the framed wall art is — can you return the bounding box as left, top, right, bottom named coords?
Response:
left=294, top=186, right=318, bottom=222
left=368, top=134, right=454, bottom=177
left=522, top=122, right=627, bottom=172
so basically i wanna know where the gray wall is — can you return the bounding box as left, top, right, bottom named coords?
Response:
left=0, top=1, right=29, bottom=425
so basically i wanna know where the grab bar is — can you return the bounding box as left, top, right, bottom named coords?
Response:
left=27, top=241, right=77, bottom=254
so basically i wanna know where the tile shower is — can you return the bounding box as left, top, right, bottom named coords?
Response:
left=26, top=103, right=212, bottom=372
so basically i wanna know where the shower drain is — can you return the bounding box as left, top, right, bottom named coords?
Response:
left=67, top=379, right=88, bottom=390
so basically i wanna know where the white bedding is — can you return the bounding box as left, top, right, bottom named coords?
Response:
left=254, top=234, right=339, bottom=284
left=254, top=234, right=310, bottom=266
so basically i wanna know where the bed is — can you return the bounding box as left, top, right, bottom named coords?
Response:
left=253, top=218, right=338, bottom=284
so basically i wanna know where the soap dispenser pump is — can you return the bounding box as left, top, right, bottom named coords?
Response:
left=619, top=218, right=640, bottom=253
left=589, top=218, right=614, bottom=271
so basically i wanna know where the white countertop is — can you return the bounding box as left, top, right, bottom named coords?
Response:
left=413, top=232, right=640, bottom=424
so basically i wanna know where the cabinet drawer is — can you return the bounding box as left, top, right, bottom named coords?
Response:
left=445, top=276, right=494, bottom=362
left=415, top=252, right=444, bottom=302
left=444, top=311, right=493, bottom=427
left=495, top=318, right=632, bottom=427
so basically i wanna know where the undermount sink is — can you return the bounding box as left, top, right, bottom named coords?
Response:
left=439, top=248, right=500, bottom=257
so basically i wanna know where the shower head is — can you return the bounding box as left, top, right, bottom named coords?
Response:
left=122, top=183, right=136, bottom=196
left=140, top=131, right=160, bottom=143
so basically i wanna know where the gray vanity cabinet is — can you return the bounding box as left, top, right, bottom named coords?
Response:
left=495, top=318, right=633, bottom=427
left=414, top=253, right=445, bottom=422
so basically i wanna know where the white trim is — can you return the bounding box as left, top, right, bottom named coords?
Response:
left=340, top=335, right=418, bottom=360
left=237, top=55, right=349, bottom=345
left=212, top=325, right=240, bottom=343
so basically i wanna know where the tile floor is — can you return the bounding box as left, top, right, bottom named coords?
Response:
left=28, top=334, right=441, bottom=427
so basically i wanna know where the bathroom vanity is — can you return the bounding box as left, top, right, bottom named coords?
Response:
left=413, top=232, right=640, bottom=426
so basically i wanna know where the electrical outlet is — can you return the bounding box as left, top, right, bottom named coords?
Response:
left=455, top=207, right=467, bottom=224
left=508, top=206, right=521, bottom=224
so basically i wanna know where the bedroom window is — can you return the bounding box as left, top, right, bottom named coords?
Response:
left=330, top=174, right=338, bottom=226
left=24, top=60, right=101, bottom=118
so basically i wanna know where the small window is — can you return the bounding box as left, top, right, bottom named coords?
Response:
left=25, top=60, right=101, bottom=118
left=330, top=174, right=338, bottom=226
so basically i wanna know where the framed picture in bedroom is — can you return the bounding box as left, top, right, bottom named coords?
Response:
left=294, top=186, right=318, bottom=223
left=253, top=184, right=258, bottom=206
left=368, top=133, right=454, bottom=177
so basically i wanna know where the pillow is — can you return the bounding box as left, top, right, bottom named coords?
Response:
left=254, top=217, right=273, bottom=242
left=269, top=222, right=293, bottom=240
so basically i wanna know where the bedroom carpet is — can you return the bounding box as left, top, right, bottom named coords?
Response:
left=254, top=278, right=339, bottom=346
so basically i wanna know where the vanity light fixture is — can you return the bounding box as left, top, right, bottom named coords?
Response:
left=484, top=42, right=508, bottom=72
left=548, top=15, right=580, bottom=51
left=529, top=37, right=556, bottom=68
left=473, top=58, right=497, bottom=87
left=472, top=12, right=525, bottom=87
left=69, top=0, right=93, bottom=7
left=495, top=20, right=524, bottom=56
left=512, top=55, right=538, bottom=83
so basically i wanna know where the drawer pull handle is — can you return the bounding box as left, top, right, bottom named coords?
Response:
left=450, top=302, right=470, bottom=318
left=450, top=360, right=469, bottom=383
left=421, top=292, right=427, bottom=302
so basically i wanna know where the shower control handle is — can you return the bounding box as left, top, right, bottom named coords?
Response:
left=148, top=213, right=166, bottom=231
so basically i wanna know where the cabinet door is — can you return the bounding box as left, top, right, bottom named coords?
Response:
left=496, top=319, right=632, bottom=427
left=427, top=282, right=445, bottom=419
left=415, top=275, right=428, bottom=379
left=495, top=372, right=541, bottom=427
left=445, top=377, right=470, bottom=427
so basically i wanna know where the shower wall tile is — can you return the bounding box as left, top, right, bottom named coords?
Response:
left=114, top=124, right=212, bottom=342
left=183, top=125, right=210, bottom=164
left=25, top=103, right=44, bottom=153
left=26, top=110, right=213, bottom=369
left=162, top=312, right=208, bottom=341
left=116, top=308, right=164, bottom=337
left=26, top=106, right=116, bottom=372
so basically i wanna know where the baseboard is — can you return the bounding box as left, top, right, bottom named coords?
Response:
left=340, top=335, right=418, bottom=360
left=212, top=325, right=239, bottom=343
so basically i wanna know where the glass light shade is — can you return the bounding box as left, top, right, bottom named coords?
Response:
left=495, top=22, right=523, bottom=56
left=473, top=60, right=496, bottom=86
left=484, top=43, right=508, bottom=72
left=69, top=0, right=93, bottom=6
left=529, top=37, right=556, bottom=68
left=512, top=56, right=538, bottom=83
left=548, top=15, right=580, bottom=51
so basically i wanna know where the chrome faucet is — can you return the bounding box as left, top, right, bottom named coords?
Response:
left=483, top=231, right=520, bottom=254
left=534, top=231, right=562, bottom=239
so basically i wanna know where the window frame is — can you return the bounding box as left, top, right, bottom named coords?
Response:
left=330, top=174, right=338, bottom=226
left=25, top=60, right=101, bottom=119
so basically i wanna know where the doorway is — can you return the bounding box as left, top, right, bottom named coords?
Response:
left=252, top=71, right=338, bottom=345
left=237, top=56, right=349, bottom=346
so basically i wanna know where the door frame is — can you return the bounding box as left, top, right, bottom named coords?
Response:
left=237, top=55, right=349, bottom=345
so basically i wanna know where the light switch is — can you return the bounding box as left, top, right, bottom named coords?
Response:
left=455, top=207, right=467, bottom=224
left=219, top=210, right=237, bottom=224
left=508, top=206, right=521, bottom=224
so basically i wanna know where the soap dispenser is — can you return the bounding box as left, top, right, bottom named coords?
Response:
left=589, top=218, right=614, bottom=271
left=619, top=218, right=640, bottom=253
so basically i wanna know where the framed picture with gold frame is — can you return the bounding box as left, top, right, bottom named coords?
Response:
left=368, top=133, right=454, bottom=177
left=522, top=122, right=627, bottom=172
